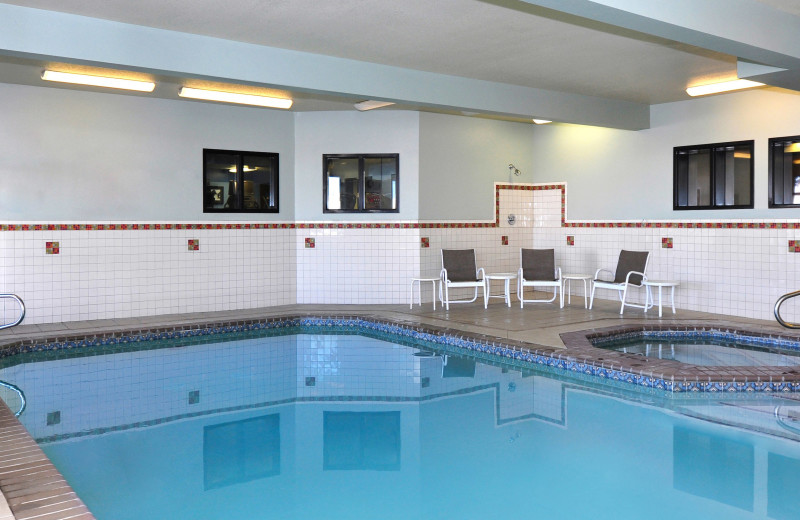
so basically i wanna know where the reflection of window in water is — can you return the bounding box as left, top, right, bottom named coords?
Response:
left=768, top=452, right=800, bottom=519
left=323, top=411, right=401, bottom=471
left=673, top=426, right=753, bottom=511
left=204, top=414, right=280, bottom=489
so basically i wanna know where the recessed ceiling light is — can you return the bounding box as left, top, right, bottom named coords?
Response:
left=179, top=87, right=292, bottom=109
left=532, top=119, right=552, bottom=125
left=41, top=70, right=155, bottom=92
left=354, top=100, right=395, bottom=111
left=686, top=79, right=765, bottom=97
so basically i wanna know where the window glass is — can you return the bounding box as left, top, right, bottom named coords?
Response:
left=674, top=141, right=753, bottom=210
left=326, top=157, right=360, bottom=211
left=323, top=154, right=399, bottom=213
left=203, top=149, right=279, bottom=213
left=769, top=137, right=800, bottom=208
left=364, top=157, right=397, bottom=210
left=204, top=152, right=239, bottom=210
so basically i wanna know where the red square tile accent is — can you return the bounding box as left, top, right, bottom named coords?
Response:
left=662, top=237, right=673, bottom=249
left=566, top=236, right=575, bottom=246
left=420, top=237, right=430, bottom=248
left=45, top=241, right=59, bottom=255
left=790, top=240, right=800, bottom=253
left=501, top=235, right=509, bottom=245
left=188, top=239, right=199, bottom=251
left=305, top=237, right=315, bottom=249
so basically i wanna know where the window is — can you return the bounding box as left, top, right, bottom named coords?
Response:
left=769, top=136, right=800, bottom=208
left=203, top=149, right=278, bottom=213
left=673, top=141, right=753, bottom=210
left=323, top=154, right=398, bottom=212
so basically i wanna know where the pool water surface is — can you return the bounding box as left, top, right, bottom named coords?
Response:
left=1, top=329, right=800, bottom=520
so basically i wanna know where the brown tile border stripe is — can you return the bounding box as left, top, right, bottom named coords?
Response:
left=4, top=183, right=800, bottom=230
left=0, top=399, right=94, bottom=520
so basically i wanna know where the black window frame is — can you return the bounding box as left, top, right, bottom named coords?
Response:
left=673, top=140, right=754, bottom=210
left=203, top=148, right=279, bottom=214
left=323, top=153, right=399, bottom=213
left=768, top=135, right=800, bottom=208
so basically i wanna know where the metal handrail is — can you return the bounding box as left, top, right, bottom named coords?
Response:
left=775, top=290, right=800, bottom=329
left=775, top=405, right=800, bottom=435
left=0, top=381, right=26, bottom=417
left=0, top=293, right=25, bottom=331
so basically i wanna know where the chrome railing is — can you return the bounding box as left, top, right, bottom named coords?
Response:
left=775, top=405, right=800, bottom=435
left=775, top=290, right=800, bottom=329
left=0, top=381, right=26, bottom=417
left=0, top=293, right=25, bottom=330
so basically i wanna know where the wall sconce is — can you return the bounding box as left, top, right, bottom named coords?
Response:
left=508, top=164, right=522, bottom=176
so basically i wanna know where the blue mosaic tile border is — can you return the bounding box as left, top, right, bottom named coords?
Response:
left=6, top=316, right=800, bottom=394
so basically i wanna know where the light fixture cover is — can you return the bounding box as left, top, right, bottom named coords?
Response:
left=41, top=70, right=155, bottom=92
left=532, top=119, right=552, bottom=125
left=354, top=100, right=395, bottom=111
left=686, top=79, right=764, bottom=97
left=179, top=87, right=293, bottom=109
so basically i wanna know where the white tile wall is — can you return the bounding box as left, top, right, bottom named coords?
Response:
left=1, top=184, right=798, bottom=324
left=0, top=226, right=296, bottom=324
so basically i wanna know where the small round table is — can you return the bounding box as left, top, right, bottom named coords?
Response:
left=484, top=273, right=518, bottom=308
left=643, top=280, right=679, bottom=317
left=410, top=277, right=440, bottom=310
left=561, top=274, right=592, bottom=309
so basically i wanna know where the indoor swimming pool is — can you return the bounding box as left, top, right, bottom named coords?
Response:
left=0, top=322, right=799, bottom=520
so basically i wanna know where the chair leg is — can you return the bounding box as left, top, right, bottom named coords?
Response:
left=619, top=287, right=628, bottom=314
left=559, top=281, right=563, bottom=309
left=518, top=279, right=524, bottom=309
left=444, top=284, right=450, bottom=311
left=589, top=283, right=596, bottom=309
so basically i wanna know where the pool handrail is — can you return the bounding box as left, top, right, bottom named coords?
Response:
left=0, top=380, right=26, bottom=417
left=775, top=405, right=800, bottom=435
left=0, top=293, right=25, bottom=330
left=775, top=289, right=800, bottom=329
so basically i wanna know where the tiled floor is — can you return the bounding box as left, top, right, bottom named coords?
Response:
left=0, top=296, right=796, bottom=520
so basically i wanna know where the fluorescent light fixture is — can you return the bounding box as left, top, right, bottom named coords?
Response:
left=42, top=70, right=155, bottom=92
left=532, top=119, right=552, bottom=125
left=179, top=87, right=292, bottom=109
left=354, top=100, right=395, bottom=111
left=685, top=79, right=764, bottom=97
left=785, top=143, right=800, bottom=154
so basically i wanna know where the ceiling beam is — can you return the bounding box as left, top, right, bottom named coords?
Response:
left=0, top=3, right=649, bottom=130
left=516, top=0, right=800, bottom=68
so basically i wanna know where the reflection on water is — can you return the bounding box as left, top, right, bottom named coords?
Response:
left=0, top=332, right=799, bottom=519
left=204, top=413, right=280, bottom=490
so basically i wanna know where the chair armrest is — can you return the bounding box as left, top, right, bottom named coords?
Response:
left=624, top=271, right=647, bottom=286
left=518, top=267, right=524, bottom=280
left=555, top=267, right=562, bottom=280
left=440, top=267, right=448, bottom=283
left=476, top=267, right=486, bottom=281
left=594, top=268, right=613, bottom=280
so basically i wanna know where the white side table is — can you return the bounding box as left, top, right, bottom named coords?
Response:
left=644, top=280, right=679, bottom=317
left=484, top=273, right=518, bottom=308
left=561, top=274, right=592, bottom=308
left=410, top=277, right=440, bottom=310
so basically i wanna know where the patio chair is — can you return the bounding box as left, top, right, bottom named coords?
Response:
left=517, top=248, right=562, bottom=308
left=440, top=249, right=485, bottom=311
left=589, top=250, right=650, bottom=314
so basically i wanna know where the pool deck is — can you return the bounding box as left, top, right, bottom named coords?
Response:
left=0, top=297, right=798, bottom=520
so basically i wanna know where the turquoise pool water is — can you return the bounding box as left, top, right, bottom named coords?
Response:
left=2, top=330, right=800, bottom=519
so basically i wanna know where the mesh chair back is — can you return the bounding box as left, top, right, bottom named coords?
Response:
left=613, top=250, right=649, bottom=285
left=521, top=248, right=556, bottom=281
left=442, top=249, right=479, bottom=282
